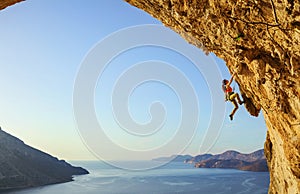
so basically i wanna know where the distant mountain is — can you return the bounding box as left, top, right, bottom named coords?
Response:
left=0, top=128, right=89, bottom=191
left=153, top=154, right=193, bottom=162
left=239, top=159, right=269, bottom=172
left=194, top=159, right=268, bottom=172
left=189, top=149, right=268, bottom=172
left=210, top=149, right=266, bottom=162
left=184, top=153, right=213, bottom=163
left=154, top=149, right=268, bottom=172
left=186, top=149, right=266, bottom=163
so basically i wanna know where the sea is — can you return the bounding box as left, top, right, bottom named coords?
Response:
left=7, top=161, right=270, bottom=194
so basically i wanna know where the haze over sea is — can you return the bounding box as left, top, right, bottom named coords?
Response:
left=8, top=161, right=270, bottom=194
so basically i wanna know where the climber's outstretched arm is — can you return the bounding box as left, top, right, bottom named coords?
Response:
left=227, top=72, right=236, bottom=86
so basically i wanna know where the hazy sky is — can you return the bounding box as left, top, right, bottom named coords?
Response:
left=0, top=0, right=267, bottom=161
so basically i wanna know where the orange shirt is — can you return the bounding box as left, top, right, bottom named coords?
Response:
left=225, top=85, right=233, bottom=93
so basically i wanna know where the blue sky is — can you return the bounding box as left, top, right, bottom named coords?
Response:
left=0, top=0, right=267, bottom=161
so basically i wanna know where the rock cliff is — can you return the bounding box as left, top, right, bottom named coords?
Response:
left=0, top=128, right=89, bottom=191
left=0, top=0, right=23, bottom=10
left=124, top=0, right=300, bottom=193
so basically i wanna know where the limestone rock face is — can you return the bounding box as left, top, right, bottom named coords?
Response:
left=125, top=0, right=300, bottom=193
left=0, top=0, right=23, bottom=10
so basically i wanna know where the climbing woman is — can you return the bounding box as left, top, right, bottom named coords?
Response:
left=222, top=72, right=244, bottom=121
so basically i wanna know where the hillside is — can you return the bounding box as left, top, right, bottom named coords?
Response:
left=186, top=150, right=265, bottom=163
left=0, top=128, right=88, bottom=191
left=189, top=150, right=268, bottom=172
left=154, top=150, right=268, bottom=172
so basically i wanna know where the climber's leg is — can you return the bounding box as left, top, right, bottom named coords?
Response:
left=236, top=93, right=244, bottom=105
left=229, top=100, right=239, bottom=120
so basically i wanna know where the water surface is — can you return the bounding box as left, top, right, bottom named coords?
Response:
left=7, top=161, right=269, bottom=194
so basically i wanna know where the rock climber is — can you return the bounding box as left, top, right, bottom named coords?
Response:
left=222, top=72, right=244, bottom=121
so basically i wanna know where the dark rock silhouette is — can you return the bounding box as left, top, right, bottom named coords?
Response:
left=0, top=128, right=88, bottom=191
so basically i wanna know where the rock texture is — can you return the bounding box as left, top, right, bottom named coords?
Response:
left=0, top=0, right=23, bottom=10
left=0, top=128, right=89, bottom=191
left=124, top=0, right=300, bottom=193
